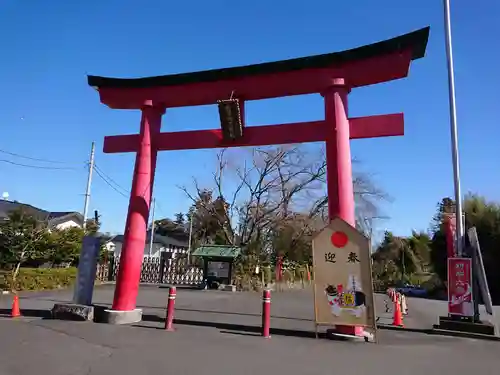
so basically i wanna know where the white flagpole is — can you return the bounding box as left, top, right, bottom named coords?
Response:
left=443, top=0, right=464, bottom=255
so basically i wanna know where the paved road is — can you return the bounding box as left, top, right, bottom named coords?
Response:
left=3, top=285, right=497, bottom=332
left=0, top=286, right=499, bottom=375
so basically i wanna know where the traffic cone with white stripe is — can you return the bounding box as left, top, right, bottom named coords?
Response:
left=392, top=294, right=404, bottom=327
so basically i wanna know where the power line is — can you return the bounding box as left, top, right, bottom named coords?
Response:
left=0, top=158, right=78, bottom=170
left=93, top=164, right=166, bottom=216
left=94, top=163, right=150, bottom=199
left=94, top=164, right=129, bottom=195
left=0, top=148, right=73, bottom=165
left=93, top=166, right=129, bottom=198
left=154, top=200, right=167, bottom=216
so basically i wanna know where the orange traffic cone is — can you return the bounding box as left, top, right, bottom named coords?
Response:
left=11, top=295, right=21, bottom=318
left=392, top=295, right=404, bottom=327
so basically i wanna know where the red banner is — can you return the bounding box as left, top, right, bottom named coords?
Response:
left=448, top=257, right=473, bottom=317
left=276, top=256, right=283, bottom=282
left=444, top=214, right=457, bottom=258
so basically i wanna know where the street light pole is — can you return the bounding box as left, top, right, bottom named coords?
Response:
left=148, top=198, right=156, bottom=257
left=443, top=0, right=464, bottom=255
left=187, top=215, right=194, bottom=258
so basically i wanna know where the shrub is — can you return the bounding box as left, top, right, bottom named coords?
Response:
left=421, top=273, right=447, bottom=299
left=0, top=267, right=78, bottom=291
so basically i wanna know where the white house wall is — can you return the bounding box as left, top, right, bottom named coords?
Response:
left=55, top=219, right=82, bottom=230
left=108, top=241, right=184, bottom=258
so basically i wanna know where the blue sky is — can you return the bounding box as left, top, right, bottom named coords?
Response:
left=1, top=1, right=498, bottom=237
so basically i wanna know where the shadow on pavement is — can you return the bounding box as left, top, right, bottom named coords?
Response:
left=157, top=285, right=204, bottom=291
left=376, top=323, right=431, bottom=334
left=141, top=313, right=325, bottom=339
left=172, top=307, right=312, bottom=321
left=219, top=330, right=262, bottom=337
left=0, top=307, right=444, bottom=342
left=14, top=297, right=313, bottom=323
left=0, top=308, right=52, bottom=319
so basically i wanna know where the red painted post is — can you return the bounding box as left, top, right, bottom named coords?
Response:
left=276, top=256, right=283, bottom=282
left=444, top=214, right=457, bottom=258
left=164, top=286, right=176, bottom=331
left=324, top=79, right=363, bottom=337
left=391, top=288, right=396, bottom=303
left=262, top=289, right=271, bottom=338
left=111, top=103, right=164, bottom=312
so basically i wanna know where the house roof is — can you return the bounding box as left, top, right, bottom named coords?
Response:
left=110, top=230, right=188, bottom=248
left=47, top=211, right=76, bottom=220
left=0, top=199, right=82, bottom=224
left=0, top=200, right=42, bottom=220
left=191, top=245, right=241, bottom=259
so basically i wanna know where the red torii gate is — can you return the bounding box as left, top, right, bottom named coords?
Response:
left=88, top=27, right=429, bottom=330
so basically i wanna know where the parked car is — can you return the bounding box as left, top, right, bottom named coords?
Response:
left=396, top=284, right=428, bottom=297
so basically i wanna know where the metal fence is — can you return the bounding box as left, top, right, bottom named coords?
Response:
left=96, top=248, right=204, bottom=286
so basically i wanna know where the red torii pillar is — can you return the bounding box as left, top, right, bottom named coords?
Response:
left=111, top=102, right=164, bottom=312
left=324, top=78, right=355, bottom=225
left=88, top=27, right=429, bottom=329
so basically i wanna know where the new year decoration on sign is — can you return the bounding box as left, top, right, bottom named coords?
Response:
left=312, top=217, right=376, bottom=332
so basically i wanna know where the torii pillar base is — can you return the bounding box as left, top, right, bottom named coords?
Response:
left=326, top=329, right=375, bottom=342
left=434, top=316, right=496, bottom=337
left=98, top=308, right=143, bottom=325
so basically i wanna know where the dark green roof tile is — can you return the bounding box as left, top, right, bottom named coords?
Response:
left=88, top=27, right=429, bottom=89
left=191, top=245, right=241, bottom=258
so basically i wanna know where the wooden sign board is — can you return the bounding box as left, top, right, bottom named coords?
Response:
left=312, top=217, right=376, bottom=334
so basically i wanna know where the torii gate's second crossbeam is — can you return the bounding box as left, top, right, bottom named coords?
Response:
left=102, top=113, right=403, bottom=153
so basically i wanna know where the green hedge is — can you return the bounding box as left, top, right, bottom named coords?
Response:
left=0, top=268, right=78, bottom=291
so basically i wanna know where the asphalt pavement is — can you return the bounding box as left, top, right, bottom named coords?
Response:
left=0, top=285, right=499, bottom=375
left=6, top=284, right=496, bottom=332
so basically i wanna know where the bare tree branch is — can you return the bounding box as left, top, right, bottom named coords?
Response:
left=179, top=145, right=389, bottom=262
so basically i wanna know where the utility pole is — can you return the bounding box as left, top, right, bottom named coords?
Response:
left=148, top=198, right=156, bottom=257
left=443, top=0, right=464, bottom=255
left=82, top=142, right=95, bottom=230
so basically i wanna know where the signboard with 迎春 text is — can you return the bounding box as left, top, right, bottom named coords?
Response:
left=448, top=257, right=473, bottom=317
left=312, top=217, right=376, bottom=332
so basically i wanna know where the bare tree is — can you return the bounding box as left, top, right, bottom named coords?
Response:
left=180, top=146, right=324, bottom=245
left=180, top=145, right=388, bottom=260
